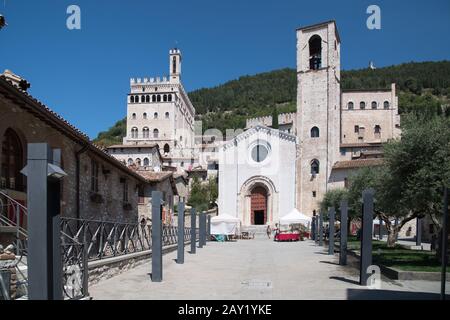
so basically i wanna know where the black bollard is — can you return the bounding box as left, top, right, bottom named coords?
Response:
left=151, top=191, right=163, bottom=282
left=190, top=208, right=196, bottom=254
left=339, top=200, right=348, bottom=266
left=319, top=212, right=324, bottom=247
left=360, top=189, right=374, bottom=286
left=176, top=202, right=185, bottom=264
left=328, top=207, right=335, bottom=255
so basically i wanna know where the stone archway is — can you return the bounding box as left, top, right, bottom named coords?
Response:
left=238, top=176, right=278, bottom=226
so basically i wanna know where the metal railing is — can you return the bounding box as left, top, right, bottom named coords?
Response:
left=60, top=217, right=196, bottom=262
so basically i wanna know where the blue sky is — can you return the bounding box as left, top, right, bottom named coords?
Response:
left=0, top=0, right=449, bottom=138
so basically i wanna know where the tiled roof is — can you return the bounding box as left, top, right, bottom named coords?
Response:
left=107, top=144, right=158, bottom=149
left=332, top=158, right=384, bottom=170
left=136, top=170, right=173, bottom=182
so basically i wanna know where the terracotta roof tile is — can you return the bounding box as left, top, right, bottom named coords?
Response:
left=332, top=158, right=384, bottom=170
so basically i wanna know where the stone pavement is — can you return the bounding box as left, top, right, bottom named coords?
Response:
left=89, top=238, right=450, bottom=300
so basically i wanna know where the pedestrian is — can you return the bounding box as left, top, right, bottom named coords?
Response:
left=266, top=225, right=271, bottom=239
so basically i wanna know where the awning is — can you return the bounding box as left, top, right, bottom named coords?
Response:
left=280, top=208, right=312, bottom=226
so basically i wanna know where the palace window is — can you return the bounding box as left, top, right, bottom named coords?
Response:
left=141, top=95, right=145, bottom=103
left=312, top=191, right=317, bottom=198
left=311, top=126, right=320, bottom=138
left=172, top=56, right=177, bottom=74
left=348, top=102, right=354, bottom=110
left=143, top=158, right=149, bottom=166
left=152, top=95, right=156, bottom=102
left=164, top=144, right=170, bottom=154
left=131, top=127, right=138, bottom=138
left=384, top=101, right=390, bottom=109
left=153, top=129, right=159, bottom=138
left=136, top=158, right=141, bottom=167
left=309, top=35, right=322, bottom=70
left=154, top=112, right=158, bottom=119
left=360, top=101, right=366, bottom=109
left=91, top=159, right=99, bottom=193
left=163, top=94, right=167, bottom=102
left=1, top=128, right=24, bottom=191
left=134, top=95, right=139, bottom=103
left=130, top=96, right=135, bottom=103
left=127, top=158, right=133, bottom=166
left=311, top=159, right=320, bottom=175
left=168, top=94, right=172, bottom=102
left=157, top=95, right=161, bottom=102
left=354, top=125, right=359, bottom=133
left=371, top=101, right=377, bottom=109
left=146, top=95, right=150, bottom=103
left=374, top=125, right=381, bottom=139
left=143, top=127, right=149, bottom=138
left=143, top=112, right=147, bottom=120
left=165, top=112, right=170, bottom=119
left=132, top=113, right=136, bottom=120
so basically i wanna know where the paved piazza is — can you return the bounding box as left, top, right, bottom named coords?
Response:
left=90, top=239, right=449, bottom=300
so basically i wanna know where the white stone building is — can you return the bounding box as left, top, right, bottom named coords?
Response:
left=219, top=20, right=401, bottom=227
left=117, top=49, right=198, bottom=172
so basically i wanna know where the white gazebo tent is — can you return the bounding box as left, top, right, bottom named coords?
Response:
left=280, top=208, right=312, bottom=228
left=210, top=214, right=240, bottom=235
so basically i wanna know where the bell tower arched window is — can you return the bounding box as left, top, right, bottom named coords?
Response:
left=1, top=128, right=24, bottom=191
left=172, top=56, right=177, bottom=74
left=310, top=159, right=320, bottom=175
left=309, top=35, right=322, bottom=70
left=311, top=126, right=320, bottom=138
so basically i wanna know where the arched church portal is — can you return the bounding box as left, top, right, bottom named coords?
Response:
left=250, top=186, right=268, bottom=225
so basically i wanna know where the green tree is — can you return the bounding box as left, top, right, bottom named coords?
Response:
left=272, top=107, right=279, bottom=129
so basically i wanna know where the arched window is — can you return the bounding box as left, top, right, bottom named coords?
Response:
left=146, top=95, right=150, bottom=103
left=348, top=102, right=354, bottom=110
left=360, top=101, right=366, bottom=109
left=132, top=113, right=136, bottom=120
left=143, top=127, right=149, bottom=138
left=172, top=56, right=177, bottom=74
left=130, top=96, right=135, bottom=103
left=180, top=161, right=184, bottom=168
left=179, top=136, right=182, bottom=142
left=157, top=95, right=161, bottom=102
left=131, top=127, right=138, bottom=138
left=163, top=94, right=167, bottom=102
left=152, top=95, right=156, bottom=102
left=310, top=126, right=320, bottom=138
left=374, top=125, right=381, bottom=138
left=311, top=159, right=320, bottom=175
left=153, top=129, right=159, bottom=138
left=136, top=158, right=141, bottom=167
left=165, top=112, right=169, bottom=119
left=164, top=143, right=170, bottom=154
left=384, top=101, right=390, bottom=109
left=309, top=35, right=322, bottom=70
left=127, top=158, right=133, bottom=166
left=143, top=112, right=147, bottom=120
left=135, top=95, right=139, bottom=103
left=141, top=95, right=146, bottom=103
left=168, top=94, right=172, bottom=102
left=371, top=101, right=377, bottom=109
left=143, top=158, right=149, bottom=166
left=154, top=112, right=158, bottom=119
left=1, top=128, right=24, bottom=191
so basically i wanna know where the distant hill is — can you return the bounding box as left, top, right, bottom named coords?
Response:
left=94, top=61, right=450, bottom=147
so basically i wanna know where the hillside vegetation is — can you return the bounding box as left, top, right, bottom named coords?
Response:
left=94, top=61, right=450, bottom=147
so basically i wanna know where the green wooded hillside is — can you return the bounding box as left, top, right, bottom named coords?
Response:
left=94, top=61, right=450, bottom=147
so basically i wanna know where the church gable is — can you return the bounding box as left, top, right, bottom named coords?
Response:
left=222, top=125, right=297, bottom=151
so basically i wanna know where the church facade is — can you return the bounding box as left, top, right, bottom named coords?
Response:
left=219, top=20, right=401, bottom=225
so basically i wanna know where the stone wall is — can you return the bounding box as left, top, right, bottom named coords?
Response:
left=0, top=92, right=142, bottom=224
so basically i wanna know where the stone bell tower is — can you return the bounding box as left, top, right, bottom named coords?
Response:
left=169, top=48, right=181, bottom=84
left=295, top=21, right=341, bottom=216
